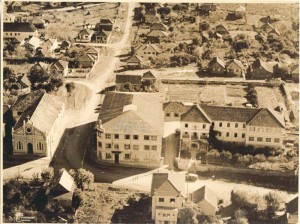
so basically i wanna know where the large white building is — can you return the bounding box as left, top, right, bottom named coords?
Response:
left=163, top=102, right=286, bottom=150
left=11, top=90, right=65, bottom=158
left=96, top=92, right=164, bottom=168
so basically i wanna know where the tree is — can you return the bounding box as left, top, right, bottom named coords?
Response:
left=264, top=191, right=284, bottom=216
left=199, top=21, right=210, bottom=31
left=230, top=209, right=249, bottom=224
left=233, top=34, right=251, bottom=52
left=3, top=67, right=14, bottom=80
left=207, top=149, right=220, bottom=163
left=41, top=167, right=54, bottom=186
left=28, top=64, right=50, bottom=90
left=178, top=204, right=198, bottom=224
left=65, top=82, right=75, bottom=96
left=71, top=168, right=94, bottom=191
left=220, top=150, right=232, bottom=163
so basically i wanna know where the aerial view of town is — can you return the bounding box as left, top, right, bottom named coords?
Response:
left=1, top=1, right=299, bottom=223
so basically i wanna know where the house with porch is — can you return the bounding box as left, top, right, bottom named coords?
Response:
left=77, top=53, right=97, bottom=68
left=208, top=56, right=226, bottom=76
left=93, top=30, right=110, bottom=43
left=150, top=23, right=168, bottom=32
left=147, top=30, right=169, bottom=43
left=226, top=59, right=246, bottom=78
left=145, top=8, right=160, bottom=24
left=151, top=172, right=186, bottom=224
left=11, top=90, right=65, bottom=158
left=126, top=55, right=149, bottom=69
left=49, top=60, right=69, bottom=77
left=96, top=18, right=113, bottom=31
left=76, top=29, right=94, bottom=42
left=95, top=92, right=164, bottom=168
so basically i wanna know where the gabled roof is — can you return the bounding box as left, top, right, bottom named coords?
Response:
left=4, top=22, right=36, bottom=32
left=290, top=64, right=299, bottom=75
left=14, top=92, right=64, bottom=133
left=287, top=196, right=298, bottom=214
left=19, top=74, right=31, bottom=88
left=98, top=92, right=164, bottom=135
left=189, top=186, right=218, bottom=208
left=151, top=173, right=185, bottom=197
left=44, top=38, right=57, bottom=46
left=10, top=1, right=22, bottom=7
left=57, top=170, right=75, bottom=192
left=50, top=60, right=68, bottom=70
left=200, top=104, right=260, bottom=123
left=215, top=24, right=228, bottom=31
left=163, top=101, right=192, bottom=114
left=209, top=56, right=225, bottom=68
left=181, top=105, right=212, bottom=123
left=24, top=36, right=40, bottom=48
left=142, top=70, right=158, bottom=79
left=12, top=90, right=44, bottom=113
left=78, top=29, right=93, bottom=36
left=78, top=54, right=96, bottom=62
left=269, top=28, right=281, bottom=36
left=135, top=44, right=162, bottom=54
left=247, top=108, right=285, bottom=128
left=100, top=18, right=113, bottom=24
left=85, top=47, right=98, bottom=55
left=150, top=22, right=168, bottom=31
left=227, top=59, right=245, bottom=70
left=49, top=170, right=76, bottom=199
left=94, top=30, right=110, bottom=37
left=252, top=59, right=277, bottom=73
left=127, top=55, right=144, bottom=63
left=147, top=30, right=169, bottom=38
left=235, top=5, right=246, bottom=12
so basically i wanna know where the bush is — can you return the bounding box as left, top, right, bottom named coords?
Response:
left=72, top=189, right=84, bottom=209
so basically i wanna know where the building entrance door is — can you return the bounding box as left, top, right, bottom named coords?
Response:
left=114, top=153, right=119, bottom=164
left=28, top=143, right=33, bottom=154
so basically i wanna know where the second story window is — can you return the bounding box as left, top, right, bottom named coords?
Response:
left=219, top=122, right=222, bottom=127
left=114, top=134, right=119, bottom=139
left=105, top=134, right=111, bottom=139
left=144, top=135, right=150, bottom=140
left=227, top=123, right=230, bottom=128
left=125, top=134, right=130, bottom=139
left=159, top=198, right=164, bottom=202
left=185, top=123, right=188, bottom=128
left=170, top=198, right=175, bottom=203
left=133, top=135, right=139, bottom=140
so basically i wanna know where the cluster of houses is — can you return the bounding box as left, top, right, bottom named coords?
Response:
left=76, top=18, right=113, bottom=43
left=95, top=91, right=286, bottom=168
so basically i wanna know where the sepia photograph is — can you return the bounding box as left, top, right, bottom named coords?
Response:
left=1, top=1, right=299, bottom=223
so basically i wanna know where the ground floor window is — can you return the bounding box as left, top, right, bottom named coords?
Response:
left=274, top=138, right=280, bottom=143
left=124, top=154, right=131, bottom=160
left=37, top=142, right=44, bottom=150
left=16, top=141, right=23, bottom=150
left=106, top=153, right=111, bottom=159
left=249, top=137, right=254, bottom=141
left=257, top=137, right=263, bottom=142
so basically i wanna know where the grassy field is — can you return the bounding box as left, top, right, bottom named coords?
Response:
left=255, top=86, right=286, bottom=110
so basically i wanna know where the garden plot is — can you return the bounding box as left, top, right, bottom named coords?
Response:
left=255, top=86, right=286, bottom=110
left=225, top=85, right=248, bottom=106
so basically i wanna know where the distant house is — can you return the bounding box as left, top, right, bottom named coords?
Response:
left=47, top=170, right=76, bottom=207
left=251, top=59, right=277, bottom=79
left=163, top=101, right=192, bottom=122
left=11, top=90, right=65, bottom=158
left=49, top=60, right=69, bottom=77
left=215, top=24, right=229, bottom=35
left=93, top=30, right=110, bottom=43
left=201, top=31, right=210, bottom=43
left=150, top=22, right=168, bottom=31
left=7, top=1, right=22, bottom=12
left=96, top=18, right=113, bottom=31
left=76, top=29, right=94, bottom=42
left=22, top=36, right=41, bottom=51
left=18, top=74, right=31, bottom=94
left=135, top=44, right=162, bottom=60
left=234, top=5, right=246, bottom=18
left=60, top=40, right=71, bottom=52
left=31, top=18, right=47, bottom=29
left=43, top=38, right=58, bottom=53
left=77, top=54, right=96, bottom=68
left=208, top=57, right=226, bottom=75
left=189, top=186, right=218, bottom=216
left=147, top=30, right=169, bottom=43
left=4, top=13, right=15, bottom=23
left=3, top=22, right=38, bottom=40
left=85, top=47, right=99, bottom=60
left=151, top=172, right=186, bottom=224
left=199, top=3, right=217, bottom=13
left=116, top=73, right=142, bottom=86
left=126, top=55, right=148, bottom=69
left=145, top=8, right=160, bottom=24
left=226, top=59, right=246, bottom=78
left=141, top=70, right=158, bottom=83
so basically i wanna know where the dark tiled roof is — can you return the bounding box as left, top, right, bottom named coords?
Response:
left=116, top=74, right=141, bottom=85
left=247, top=108, right=285, bottom=128
left=151, top=173, right=168, bottom=194
left=150, top=23, right=168, bottom=31
left=100, top=18, right=113, bottom=24
left=209, top=56, right=225, bottom=68
left=127, top=55, right=143, bottom=63
left=4, top=22, right=36, bottom=32
left=163, top=101, right=191, bottom=114
left=287, top=196, right=298, bottom=214
left=151, top=173, right=185, bottom=197
left=181, top=105, right=212, bottom=123
left=94, top=30, right=110, bottom=37
left=200, top=104, right=260, bottom=123
left=12, top=90, right=44, bottom=113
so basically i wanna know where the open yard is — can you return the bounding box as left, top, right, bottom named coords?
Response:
left=255, top=86, right=286, bottom=110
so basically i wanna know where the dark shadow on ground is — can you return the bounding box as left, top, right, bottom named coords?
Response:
left=50, top=122, right=152, bottom=183
left=111, top=194, right=153, bottom=224
left=116, top=53, right=131, bottom=58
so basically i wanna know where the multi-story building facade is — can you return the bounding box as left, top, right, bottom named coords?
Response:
left=11, top=90, right=65, bottom=158
left=163, top=102, right=286, bottom=150
left=151, top=173, right=186, bottom=224
left=96, top=92, right=164, bottom=168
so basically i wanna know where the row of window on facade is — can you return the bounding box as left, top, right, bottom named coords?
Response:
left=6, top=32, right=21, bottom=36
left=99, top=142, right=158, bottom=151
left=218, top=132, right=245, bottom=138
left=248, top=136, right=281, bottom=143
left=105, top=153, right=157, bottom=160
left=100, top=133, right=158, bottom=141
left=16, top=141, right=44, bottom=150
left=213, top=122, right=246, bottom=128
left=159, top=198, right=176, bottom=203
